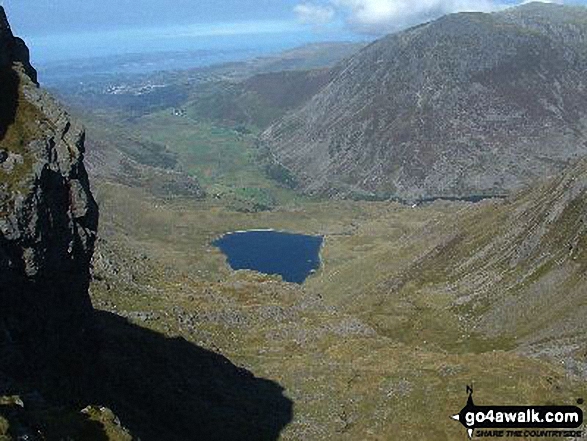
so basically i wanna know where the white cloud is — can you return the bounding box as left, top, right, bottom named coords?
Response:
left=294, top=0, right=563, bottom=34
left=294, top=3, right=336, bottom=25
left=521, top=0, right=562, bottom=3
left=340, top=0, right=505, bottom=32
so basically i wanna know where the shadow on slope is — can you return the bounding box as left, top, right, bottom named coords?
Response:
left=0, top=67, right=18, bottom=141
left=2, top=311, right=293, bottom=441
left=90, top=311, right=293, bottom=441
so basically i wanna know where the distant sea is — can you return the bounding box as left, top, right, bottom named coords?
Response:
left=28, top=28, right=365, bottom=83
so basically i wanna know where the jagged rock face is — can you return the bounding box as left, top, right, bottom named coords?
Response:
left=0, top=9, right=36, bottom=84
left=262, top=3, right=587, bottom=199
left=0, top=7, right=98, bottom=364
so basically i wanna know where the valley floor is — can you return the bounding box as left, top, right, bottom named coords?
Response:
left=90, top=182, right=587, bottom=440
left=48, top=46, right=587, bottom=438
left=5, top=10, right=587, bottom=438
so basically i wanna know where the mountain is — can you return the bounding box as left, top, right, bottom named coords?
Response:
left=341, top=155, right=587, bottom=375
left=83, top=121, right=206, bottom=200
left=86, top=135, right=587, bottom=438
left=262, top=3, right=587, bottom=199
left=0, top=9, right=292, bottom=440
left=7, top=3, right=587, bottom=439
left=0, top=7, right=114, bottom=437
left=185, top=67, right=334, bottom=129
left=195, top=42, right=368, bottom=81
left=0, top=6, right=98, bottom=368
left=48, top=41, right=366, bottom=121
left=46, top=42, right=366, bottom=201
left=430, top=156, right=587, bottom=369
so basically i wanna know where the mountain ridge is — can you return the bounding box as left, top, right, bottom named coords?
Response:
left=262, top=3, right=587, bottom=199
left=0, top=6, right=98, bottom=364
left=0, top=9, right=296, bottom=440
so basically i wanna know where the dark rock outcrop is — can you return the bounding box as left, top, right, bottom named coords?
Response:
left=0, top=6, right=98, bottom=372
left=0, top=9, right=295, bottom=441
left=0, top=9, right=36, bottom=84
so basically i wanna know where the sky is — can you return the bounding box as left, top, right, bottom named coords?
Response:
left=2, top=0, right=585, bottom=64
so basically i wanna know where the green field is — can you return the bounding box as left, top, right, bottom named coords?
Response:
left=71, top=81, right=587, bottom=440
left=84, top=107, right=307, bottom=211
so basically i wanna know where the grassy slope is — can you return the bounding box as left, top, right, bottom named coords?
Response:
left=47, top=46, right=587, bottom=438
left=0, top=68, right=41, bottom=196
left=387, top=159, right=587, bottom=361
left=90, top=178, right=587, bottom=440
left=183, top=68, right=333, bottom=130
left=118, top=110, right=306, bottom=210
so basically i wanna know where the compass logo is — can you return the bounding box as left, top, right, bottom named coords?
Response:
left=451, top=385, right=583, bottom=439
left=451, top=385, right=477, bottom=439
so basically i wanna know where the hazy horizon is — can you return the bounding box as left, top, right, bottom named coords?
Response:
left=4, top=0, right=587, bottom=65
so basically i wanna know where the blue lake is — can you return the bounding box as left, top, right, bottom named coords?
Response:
left=213, top=230, right=323, bottom=284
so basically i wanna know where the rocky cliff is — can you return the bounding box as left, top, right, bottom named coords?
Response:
left=0, top=6, right=98, bottom=372
left=262, top=3, right=587, bottom=199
